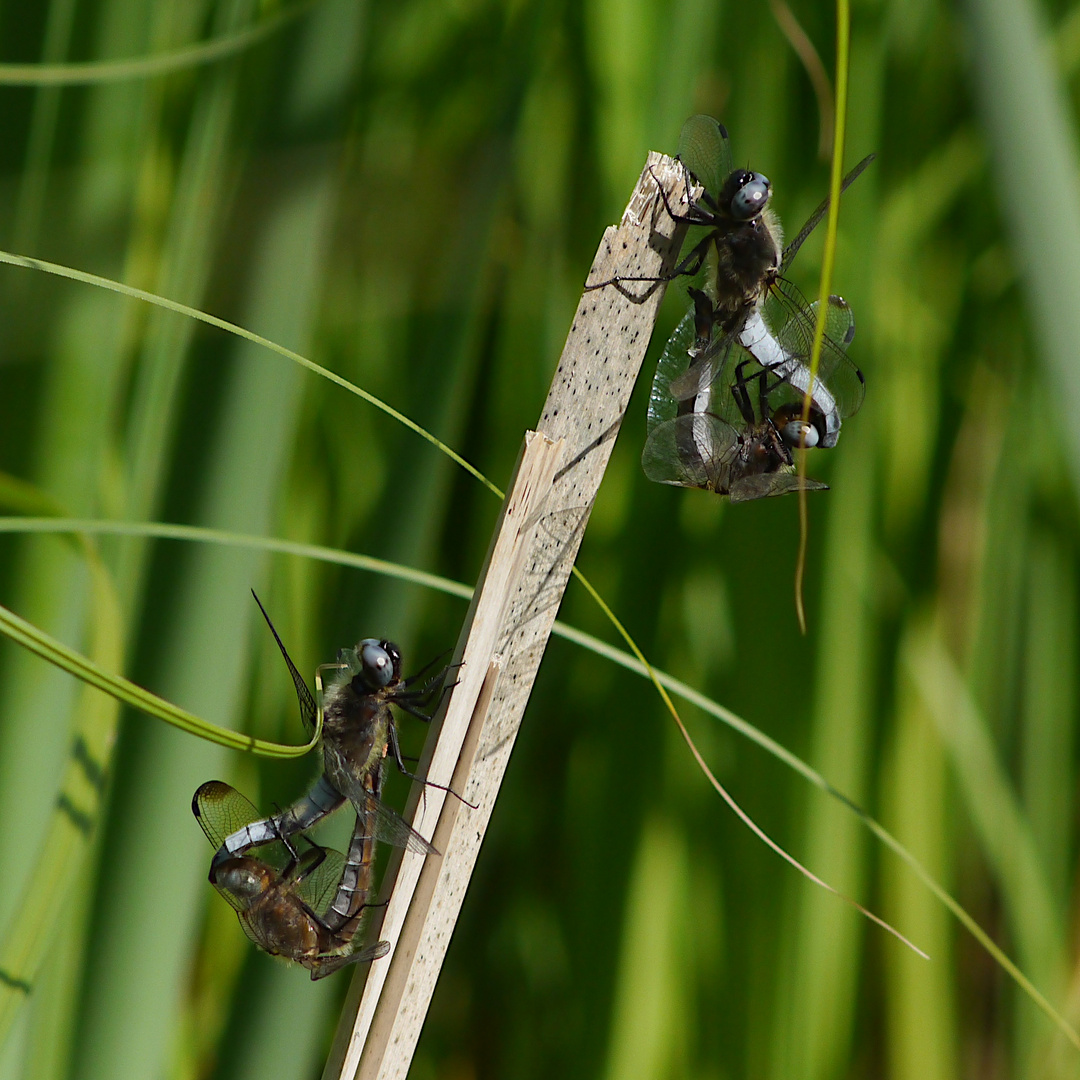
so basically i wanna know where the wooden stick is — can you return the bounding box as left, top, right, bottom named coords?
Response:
left=322, top=150, right=699, bottom=1080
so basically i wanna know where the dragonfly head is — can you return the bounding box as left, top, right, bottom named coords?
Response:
left=353, top=638, right=403, bottom=691
left=210, top=857, right=275, bottom=902
left=772, top=402, right=824, bottom=450
left=720, top=169, right=771, bottom=222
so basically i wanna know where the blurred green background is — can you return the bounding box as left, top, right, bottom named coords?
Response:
left=1, top=0, right=1079, bottom=1077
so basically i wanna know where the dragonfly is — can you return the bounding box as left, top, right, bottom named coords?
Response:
left=663, top=116, right=869, bottom=442
left=591, top=115, right=871, bottom=457
left=641, top=286, right=832, bottom=501
left=210, top=593, right=452, bottom=873
left=193, top=780, right=390, bottom=979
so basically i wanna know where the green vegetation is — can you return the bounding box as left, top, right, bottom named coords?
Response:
left=0, top=0, right=1078, bottom=1077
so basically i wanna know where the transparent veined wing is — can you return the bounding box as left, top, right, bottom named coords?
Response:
left=668, top=117, right=738, bottom=290
left=252, top=591, right=318, bottom=734
left=677, top=115, right=733, bottom=202
left=356, top=790, right=439, bottom=857
left=666, top=231, right=866, bottom=416
left=666, top=331, right=752, bottom=424
left=759, top=281, right=865, bottom=419
left=662, top=291, right=739, bottom=407
left=648, top=308, right=696, bottom=433
left=310, top=939, right=392, bottom=979
left=236, top=910, right=274, bottom=947
left=293, top=844, right=349, bottom=916
left=194, top=779, right=333, bottom=887
left=642, top=412, right=741, bottom=490
left=654, top=285, right=860, bottom=452
left=729, top=471, right=830, bottom=503
left=780, top=152, right=876, bottom=272
left=193, top=781, right=268, bottom=852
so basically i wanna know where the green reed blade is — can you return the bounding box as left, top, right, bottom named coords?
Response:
left=0, top=0, right=320, bottom=85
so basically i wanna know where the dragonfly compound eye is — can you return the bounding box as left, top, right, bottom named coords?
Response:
left=730, top=171, right=771, bottom=220
left=211, top=859, right=273, bottom=901
left=380, top=641, right=403, bottom=681
left=357, top=639, right=395, bottom=689
left=779, top=419, right=820, bottom=449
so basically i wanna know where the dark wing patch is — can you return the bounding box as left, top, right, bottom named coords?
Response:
left=192, top=781, right=262, bottom=849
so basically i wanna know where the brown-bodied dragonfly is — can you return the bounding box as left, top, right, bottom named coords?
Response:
left=193, top=780, right=389, bottom=979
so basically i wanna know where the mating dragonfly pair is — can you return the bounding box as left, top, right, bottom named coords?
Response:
left=193, top=594, right=451, bottom=980
left=593, top=115, right=871, bottom=501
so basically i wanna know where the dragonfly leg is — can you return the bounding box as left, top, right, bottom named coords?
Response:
left=393, top=674, right=456, bottom=719
left=401, top=651, right=457, bottom=689
left=387, top=721, right=426, bottom=784
left=584, top=231, right=711, bottom=293
left=584, top=159, right=717, bottom=292
left=648, top=160, right=715, bottom=226
left=399, top=671, right=452, bottom=703
left=387, top=722, right=477, bottom=809
left=731, top=357, right=763, bottom=427
left=261, top=802, right=304, bottom=863
left=394, top=702, right=432, bottom=722
left=278, top=831, right=302, bottom=864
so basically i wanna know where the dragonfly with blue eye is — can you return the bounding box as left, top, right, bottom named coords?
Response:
left=193, top=780, right=390, bottom=979
left=211, top=594, right=456, bottom=884
left=589, top=116, right=871, bottom=493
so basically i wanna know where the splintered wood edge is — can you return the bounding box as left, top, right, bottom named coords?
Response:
left=322, top=150, right=697, bottom=1080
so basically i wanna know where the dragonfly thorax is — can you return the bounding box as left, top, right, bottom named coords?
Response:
left=709, top=212, right=782, bottom=325
left=320, top=672, right=392, bottom=770
left=741, top=421, right=793, bottom=473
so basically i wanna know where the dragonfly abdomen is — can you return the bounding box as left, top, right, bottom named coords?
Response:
left=323, top=798, right=379, bottom=933
left=212, top=772, right=346, bottom=868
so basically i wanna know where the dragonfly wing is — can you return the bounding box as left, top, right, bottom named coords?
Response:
left=192, top=781, right=263, bottom=850
left=769, top=285, right=865, bottom=419
left=754, top=284, right=865, bottom=432
left=642, top=413, right=739, bottom=490
left=666, top=324, right=737, bottom=404
left=647, top=307, right=697, bottom=433
left=211, top=775, right=347, bottom=869
left=209, top=875, right=249, bottom=914
left=295, top=844, right=348, bottom=917
left=816, top=297, right=866, bottom=416
left=236, top=911, right=274, bottom=951
left=357, top=793, right=438, bottom=856
left=822, top=293, right=855, bottom=350
left=677, top=115, right=734, bottom=202
left=309, top=939, right=391, bottom=980
left=729, top=471, right=830, bottom=503
left=780, top=152, right=876, bottom=272
left=252, top=590, right=318, bottom=733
